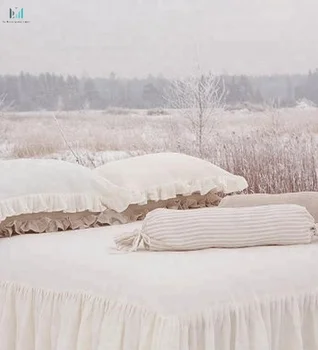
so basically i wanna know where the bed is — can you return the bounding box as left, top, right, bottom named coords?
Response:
left=1, top=222, right=318, bottom=350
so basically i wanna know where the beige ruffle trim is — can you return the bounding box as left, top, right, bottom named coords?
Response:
left=0, top=191, right=221, bottom=237
left=0, top=211, right=128, bottom=237
left=122, top=191, right=221, bottom=221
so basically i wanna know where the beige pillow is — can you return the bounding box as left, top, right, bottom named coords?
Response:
left=219, top=192, right=318, bottom=222
left=115, top=205, right=317, bottom=252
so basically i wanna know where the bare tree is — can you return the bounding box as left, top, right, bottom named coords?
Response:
left=0, top=93, right=14, bottom=115
left=52, top=112, right=82, bottom=165
left=0, top=93, right=6, bottom=110
left=166, top=72, right=226, bottom=156
left=52, top=111, right=96, bottom=168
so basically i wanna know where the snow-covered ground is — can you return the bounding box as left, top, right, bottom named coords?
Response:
left=1, top=108, right=318, bottom=193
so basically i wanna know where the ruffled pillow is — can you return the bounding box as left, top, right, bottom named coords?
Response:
left=93, top=152, right=248, bottom=205
left=0, top=159, right=141, bottom=236
left=0, top=159, right=138, bottom=222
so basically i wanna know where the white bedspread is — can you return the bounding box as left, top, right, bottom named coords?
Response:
left=1, top=222, right=318, bottom=350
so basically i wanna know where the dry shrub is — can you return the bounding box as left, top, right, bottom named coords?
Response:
left=147, top=109, right=169, bottom=116
left=2, top=109, right=318, bottom=195
left=11, top=143, right=59, bottom=159
left=164, top=110, right=318, bottom=194
left=102, top=107, right=131, bottom=115
left=201, top=130, right=318, bottom=194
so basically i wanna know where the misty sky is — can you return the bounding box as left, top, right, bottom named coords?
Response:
left=0, top=0, right=317, bottom=78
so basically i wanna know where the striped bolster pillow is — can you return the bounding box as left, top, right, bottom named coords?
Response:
left=115, top=205, right=317, bottom=252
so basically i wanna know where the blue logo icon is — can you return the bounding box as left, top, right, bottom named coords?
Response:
left=9, top=7, right=24, bottom=19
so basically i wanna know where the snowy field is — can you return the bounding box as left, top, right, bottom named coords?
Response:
left=1, top=107, right=318, bottom=194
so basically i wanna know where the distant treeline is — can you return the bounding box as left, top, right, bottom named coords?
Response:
left=1, top=70, right=318, bottom=111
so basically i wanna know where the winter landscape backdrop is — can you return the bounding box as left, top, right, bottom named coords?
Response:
left=1, top=73, right=317, bottom=195
left=1, top=0, right=318, bottom=196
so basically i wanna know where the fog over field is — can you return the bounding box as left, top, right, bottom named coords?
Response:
left=1, top=0, right=318, bottom=77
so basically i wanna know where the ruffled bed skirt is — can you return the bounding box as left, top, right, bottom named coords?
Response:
left=1, top=281, right=318, bottom=350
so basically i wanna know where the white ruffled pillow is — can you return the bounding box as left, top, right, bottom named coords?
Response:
left=115, top=205, right=317, bottom=252
left=93, top=153, right=248, bottom=204
left=0, top=159, right=138, bottom=226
